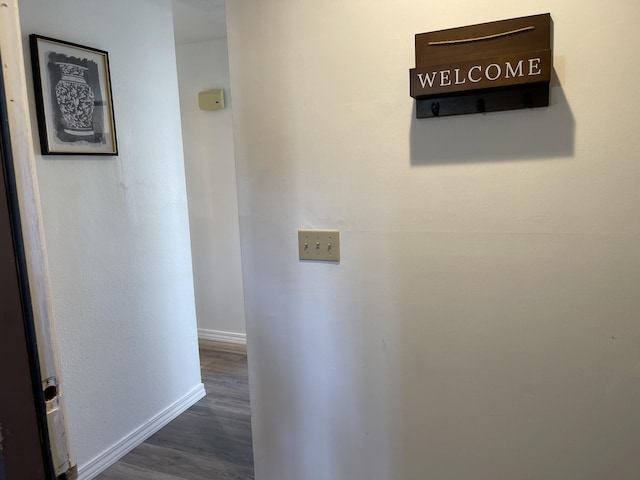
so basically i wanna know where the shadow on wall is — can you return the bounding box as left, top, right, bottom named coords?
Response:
left=409, top=70, right=574, bottom=165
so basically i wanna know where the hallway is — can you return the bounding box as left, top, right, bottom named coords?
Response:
left=98, top=341, right=253, bottom=480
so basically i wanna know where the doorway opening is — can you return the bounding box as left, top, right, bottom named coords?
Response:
left=0, top=51, right=56, bottom=480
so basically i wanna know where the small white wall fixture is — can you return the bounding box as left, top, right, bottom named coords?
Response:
left=198, top=89, right=225, bottom=110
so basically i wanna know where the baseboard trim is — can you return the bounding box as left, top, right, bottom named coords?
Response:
left=78, top=383, right=206, bottom=480
left=198, top=328, right=246, bottom=345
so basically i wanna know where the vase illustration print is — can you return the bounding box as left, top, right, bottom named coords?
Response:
left=54, top=62, right=95, bottom=138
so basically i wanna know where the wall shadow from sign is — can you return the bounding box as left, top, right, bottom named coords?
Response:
left=409, top=68, right=574, bottom=165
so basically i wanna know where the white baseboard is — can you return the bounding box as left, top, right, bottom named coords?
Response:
left=198, top=328, right=247, bottom=345
left=78, top=383, right=206, bottom=480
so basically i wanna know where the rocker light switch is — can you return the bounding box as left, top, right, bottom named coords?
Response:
left=298, top=230, right=340, bottom=262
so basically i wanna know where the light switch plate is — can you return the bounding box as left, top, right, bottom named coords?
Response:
left=298, top=230, right=340, bottom=262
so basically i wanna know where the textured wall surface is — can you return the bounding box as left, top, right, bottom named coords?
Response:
left=18, top=0, right=202, bottom=470
left=176, top=37, right=246, bottom=338
left=226, top=1, right=640, bottom=479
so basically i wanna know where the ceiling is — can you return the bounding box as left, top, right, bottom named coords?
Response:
left=172, top=0, right=227, bottom=45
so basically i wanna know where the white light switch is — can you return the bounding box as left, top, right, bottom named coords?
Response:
left=298, top=230, right=340, bottom=262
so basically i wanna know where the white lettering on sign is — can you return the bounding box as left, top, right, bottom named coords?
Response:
left=440, top=70, right=451, bottom=86
left=485, top=63, right=501, bottom=81
left=417, top=71, right=437, bottom=88
left=468, top=65, right=482, bottom=83
left=529, top=57, right=542, bottom=75
left=505, top=60, right=524, bottom=78
left=454, top=68, right=466, bottom=85
left=415, top=56, right=545, bottom=91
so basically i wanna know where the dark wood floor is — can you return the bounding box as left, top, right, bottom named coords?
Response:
left=98, top=340, right=254, bottom=480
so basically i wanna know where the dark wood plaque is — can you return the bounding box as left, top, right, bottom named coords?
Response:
left=410, top=14, right=553, bottom=118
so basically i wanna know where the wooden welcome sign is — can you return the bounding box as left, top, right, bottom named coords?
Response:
left=410, top=14, right=552, bottom=118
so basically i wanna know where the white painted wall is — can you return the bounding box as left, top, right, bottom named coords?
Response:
left=175, top=37, right=246, bottom=340
left=18, top=0, right=202, bottom=473
left=226, top=1, right=640, bottom=479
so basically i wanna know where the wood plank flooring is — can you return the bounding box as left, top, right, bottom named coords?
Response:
left=97, top=340, right=254, bottom=480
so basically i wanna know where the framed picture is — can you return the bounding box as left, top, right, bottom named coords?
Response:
left=29, top=35, right=118, bottom=155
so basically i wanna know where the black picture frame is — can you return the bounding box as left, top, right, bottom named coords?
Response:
left=29, top=35, right=118, bottom=155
